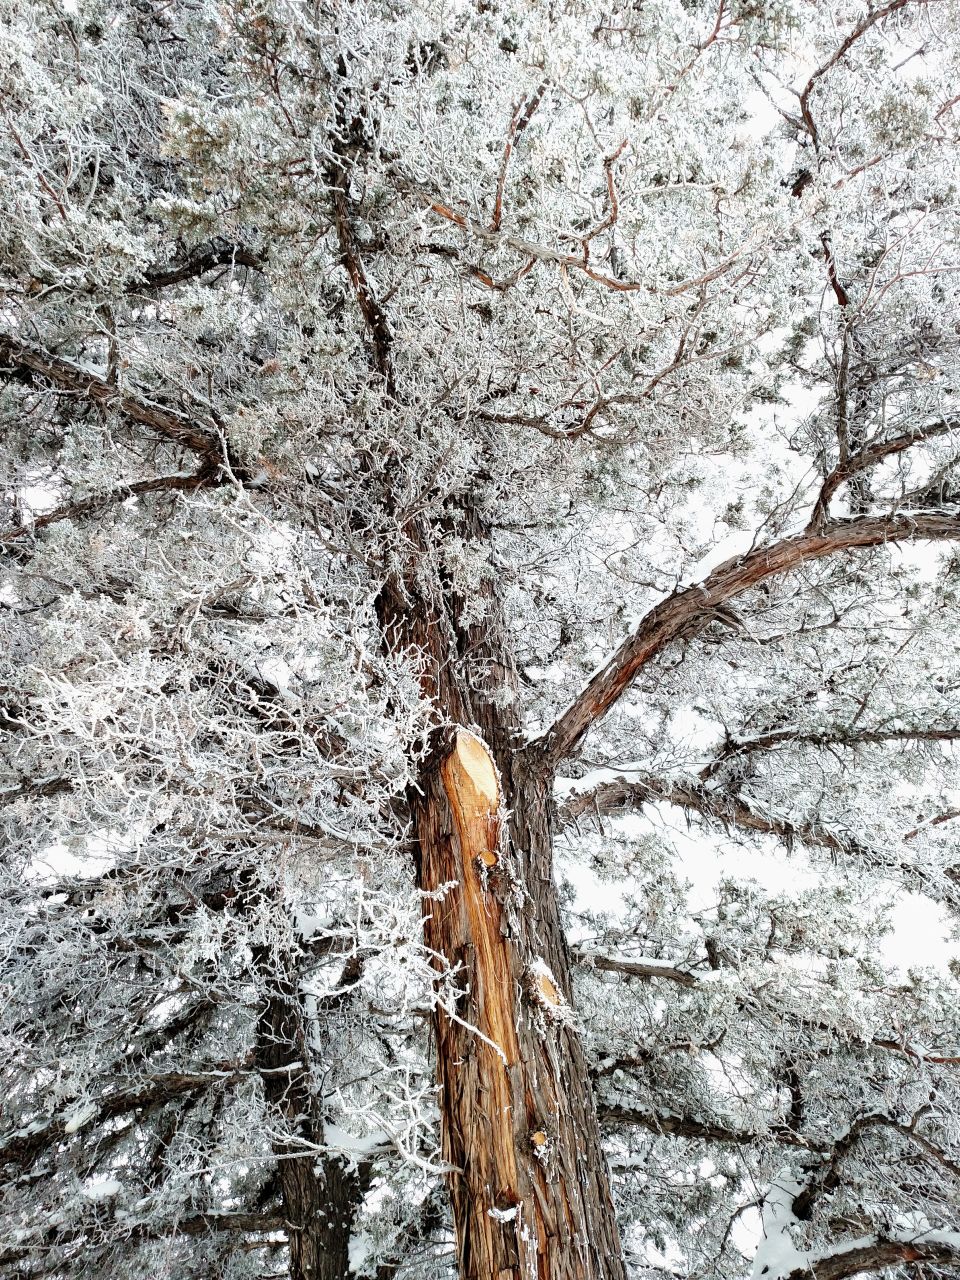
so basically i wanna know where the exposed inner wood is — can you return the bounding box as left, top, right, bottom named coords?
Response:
left=419, top=729, right=531, bottom=1277
left=534, top=972, right=562, bottom=1007
left=440, top=732, right=517, bottom=1042
left=416, top=727, right=629, bottom=1279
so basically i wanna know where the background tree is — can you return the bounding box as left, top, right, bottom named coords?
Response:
left=2, top=1, right=960, bottom=1278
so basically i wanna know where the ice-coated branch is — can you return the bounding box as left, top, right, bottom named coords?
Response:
left=0, top=333, right=230, bottom=467
left=572, top=946, right=960, bottom=1070
left=141, top=241, right=263, bottom=290
left=571, top=945, right=700, bottom=988
left=0, top=1212, right=288, bottom=1270
left=752, top=1162, right=960, bottom=1280
left=328, top=65, right=396, bottom=401
left=699, top=725, right=960, bottom=780
left=1, top=469, right=217, bottom=549
left=597, top=1104, right=813, bottom=1150
left=810, top=416, right=960, bottom=527
left=0, top=1065, right=250, bottom=1170
left=780, top=1233, right=960, bottom=1280
left=389, top=165, right=760, bottom=300
left=535, top=513, right=960, bottom=767
left=559, top=772, right=957, bottom=906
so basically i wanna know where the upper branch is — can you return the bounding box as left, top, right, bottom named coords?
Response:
left=810, top=416, right=960, bottom=527
left=0, top=334, right=229, bottom=467
left=1, top=469, right=217, bottom=549
left=533, top=512, right=960, bottom=768
left=798, top=0, right=919, bottom=153
left=491, top=80, right=549, bottom=232
left=699, top=725, right=960, bottom=780
left=141, top=241, right=263, bottom=290
left=597, top=1104, right=812, bottom=1150
left=0, top=1212, right=287, bottom=1272
left=328, top=71, right=396, bottom=400
left=389, top=165, right=758, bottom=300
left=572, top=946, right=960, bottom=1067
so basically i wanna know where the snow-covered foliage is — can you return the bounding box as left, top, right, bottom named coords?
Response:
left=1, top=0, right=959, bottom=1277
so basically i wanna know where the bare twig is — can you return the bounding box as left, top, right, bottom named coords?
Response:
left=491, top=81, right=549, bottom=232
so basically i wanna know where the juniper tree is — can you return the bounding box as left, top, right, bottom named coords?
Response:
left=2, top=2, right=960, bottom=1279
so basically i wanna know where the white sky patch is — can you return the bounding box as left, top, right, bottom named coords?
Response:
left=679, top=526, right=761, bottom=585
left=19, top=484, right=61, bottom=514
left=258, top=654, right=293, bottom=691
left=737, top=89, right=782, bottom=143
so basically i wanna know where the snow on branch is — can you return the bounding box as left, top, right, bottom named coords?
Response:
left=0, top=1066, right=252, bottom=1171
left=535, top=513, right=960, bottom=767
left=699, top=725, right=960, bottom=780
left=752, top=1171, right=960, bottom=1280
left=559, top=773, right=956, bottom=908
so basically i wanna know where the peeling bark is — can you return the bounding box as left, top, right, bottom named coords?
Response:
left=411, top=727, right=626, bottom=1280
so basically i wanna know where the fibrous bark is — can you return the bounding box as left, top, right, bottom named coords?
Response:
left=412, top=728, right=626, bottom=1280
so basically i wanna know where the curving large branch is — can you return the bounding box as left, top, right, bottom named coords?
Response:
left=534, top=513, right=960, bottom=767
left=810, top=416, right=960, bottom=526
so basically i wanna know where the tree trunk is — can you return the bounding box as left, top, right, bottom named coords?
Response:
left=411, top=732, right=627, bottom=1280
left=255, top=952, right=368, bottom=1280
left=376, top=509, right=626, bottom=1280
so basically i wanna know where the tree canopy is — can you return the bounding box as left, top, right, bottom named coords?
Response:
left=2, top=1, right=960, bottom=1278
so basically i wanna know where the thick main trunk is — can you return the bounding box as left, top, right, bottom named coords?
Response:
left=376, top=509, right=626, bottom=1280
left=411, top=731, right=627, bottom=1280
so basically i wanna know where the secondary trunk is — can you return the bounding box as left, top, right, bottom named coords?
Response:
left=254, top=949, right=368, bottom=1280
